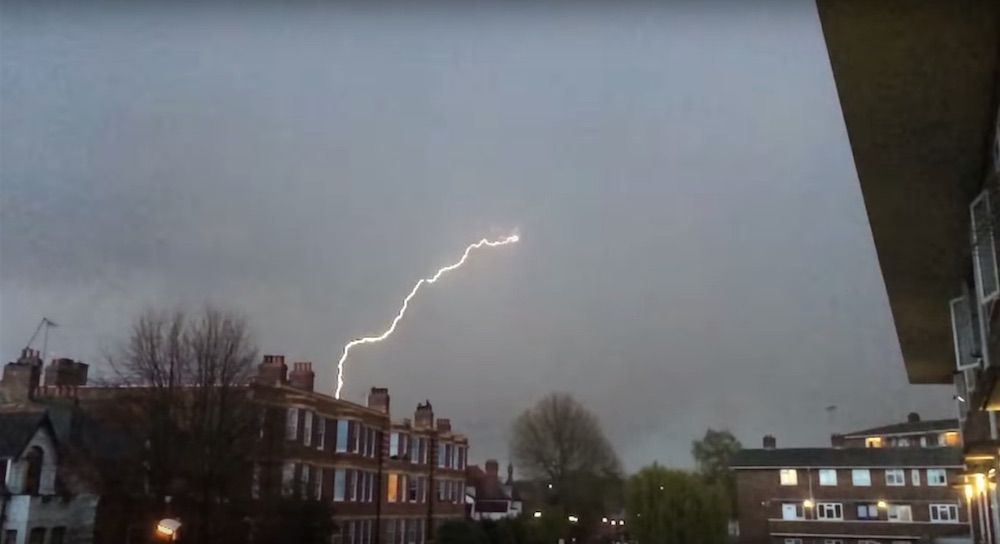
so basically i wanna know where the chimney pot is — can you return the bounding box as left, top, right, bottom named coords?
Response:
left=485, top=459, right=499, bottom=476
left=907, top=412, right=920, bottom=423
left=436, top=418, right=452, bottom=432
left=368, top=387, right=391, bottom=414
left=415, top=401, right=434, bottom=429
left=288, top=361, right=315, bottom=392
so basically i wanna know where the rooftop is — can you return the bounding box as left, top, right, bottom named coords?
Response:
left=0, top=411, right=46, bottom=457
left=731, top=446, right=962, bottom=469
left=840, top=417, right=959, bottom=438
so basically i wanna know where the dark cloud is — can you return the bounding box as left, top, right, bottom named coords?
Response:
left=0, top=1, right=951, bottom=469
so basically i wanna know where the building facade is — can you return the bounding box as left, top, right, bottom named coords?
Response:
left=733, top=417, right=970, bottom=544
left=0, top=351, right=470, bottom=544
left=465, top=460, right=523, bottom=521
left=816, top=1, right=1000, bottom=541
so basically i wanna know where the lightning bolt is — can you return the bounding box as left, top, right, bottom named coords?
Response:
left=335, top=233, right=520, bottom=399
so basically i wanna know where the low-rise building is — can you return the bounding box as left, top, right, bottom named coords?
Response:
left=732, top=416, right=970, bottom=544
left=465, top=460, right=522, bottom=521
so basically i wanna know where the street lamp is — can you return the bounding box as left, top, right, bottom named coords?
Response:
left=876, top=500, right=887, bottom=509
left=601, top=517, right=608, bottom=523
left=567, top=515, right=579, bottom=523
left=155, top=518, right=181, bottom=542
left=802, top=499, right=814, bottom=509
left=533, top=511, right=542, bottom=519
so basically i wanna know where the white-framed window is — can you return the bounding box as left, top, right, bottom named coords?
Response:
left=336, top=420, right=349, bottom=453
left=819, top=469, right=837, bottom=486
left=857, top=503, right=879, bottom=520
left=858, top=541, right=881, bottom=544
left=303, top=411, right=313, bottom=447
left=885, top=469, right=905, bottom=486
left=286, top=407, right=299, bottom=440
left=971, top=189, right=999, bottom=303
left=911, top=469, right=921, bottom=486
left=281, top=461, right=295, bottom=496
left=312, top=465, right=322, bottom=500
left=781, top=503, right=804, bottom=520
left=784, top=539, right=802, bottom=544
left=298, top=463, right=308, bottom=497
left=951, top=293, right=982, bottom=370
left=779, top=469, right=798, bottom=485
left=927, top=469, right=948, bottom=486
left=316, top=416, right=326, bottom=450
left=823, top=540, right=843, bottom=544
left=334, top=468, right=346, bottom=502
left=930, top=503, right=959, bottom=523
left=390, top=433, right=400, bottom=458
left=816, top=502, right=843, bottom=520
left=887, top=504, right=912, bottom=522
left=851, top=469, right=871, bottom=486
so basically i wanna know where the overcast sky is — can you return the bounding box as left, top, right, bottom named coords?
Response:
left=1, top=1, right=953, bottom=470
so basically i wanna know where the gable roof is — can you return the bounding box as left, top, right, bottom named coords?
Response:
left=731, top=447, right=963, bottom=469
left=0, top=412, right=49, bottom=458
left=840, top=418, right=959, bottom=438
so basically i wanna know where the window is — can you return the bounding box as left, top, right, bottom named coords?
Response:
left=385, top=520, right=396, bottom=544
left=336, top=420, right=349, bottom=452
left=784, top=539, right=802, bottom=544
left=851, top=469, right=871, bottom=486
left=781, top=503, right=804, bottom=520
left=858, top=541, right=881, bottom=544
left=823, top=541, right=843, bottom=544
left=865, top=436, right=882, bottom=448
left=971, top=190, right=999, bottom=302
left=302, top=411, right=313, bottom=446
left=390, top=433, right=400, bottom=458
left=334, top=468, right=346, bottom=502
left=349, top=421, right=359, bottom=453
left=887, top=504, right=912, bottom=522
left=317, top=416, right=325, bottom=450
left=313, top=466, right=322, bottom=500
left=28, top=529, right=45, bottom=544
left=817, top=502, right=843, bottom=520
left=930, top=503, right=959, bottom=523
left=856, top=503, right=879, bottom=520
left=298, top=463, right=308, bottom=497
left=387, top=473, right=399, bottom=503
left=281, top=461, right=295, bottom=496
left=927, top=469, right=948, bottom=486
left=286, top=408, right=299, bottom=440
left=911, top=469, right=920, bottom=486
left=944, top=432, right=960, bottom=446
left=779, top=469, right=797, bottom=485
left=885, top=469, right=905, bottom=486
left=49, top=527, right=66, bottom=544
left=458, top=446, right=466, bottom=469
left=24, top=446, right=43, bottom=494
left=819, top=469, right=837, bottom=486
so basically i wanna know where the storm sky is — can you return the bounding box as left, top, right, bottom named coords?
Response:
left=1, top=1, right=952, bottom=470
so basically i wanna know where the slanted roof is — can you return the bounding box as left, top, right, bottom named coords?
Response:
left=731, top=447, right=963, bottom=469
left=841, top=418, right=959, bottom=438
left=0, top=412, right=47, bottom=458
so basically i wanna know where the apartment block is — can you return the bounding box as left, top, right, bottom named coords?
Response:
left=733, top=416, right=969, bottom=544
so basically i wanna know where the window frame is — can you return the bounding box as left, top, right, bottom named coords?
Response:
left=818, top=468, right=837, bottom=486
left=930, top=503, right=960, bottom=523
left=781, top=503, right=804, bottom=520
left=927, top=469, right=948, bottom=486
left=885, top=469, right=905, bottom=486
left=971, top=189, right=999, bottom=303
left=851, top=469, right=871, bottom=486
left=779, top=469, right=798, bottom=486
left=911, top=469, right=921, bottom=486
left=816, top=502, right=843, bottom=520
left=856, top=503, right=879, bottom=520
left=887, top=503, right=912, bottom=522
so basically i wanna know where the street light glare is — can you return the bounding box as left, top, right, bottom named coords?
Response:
left=533, top=511, right=542, bottom=518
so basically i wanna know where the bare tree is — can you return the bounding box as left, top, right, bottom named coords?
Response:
left=510, top=393, right=622, bottom=524
left=105, top=305, right=258, bottom=544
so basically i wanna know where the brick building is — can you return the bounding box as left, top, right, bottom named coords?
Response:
left=0, top=350, right=470, bottom=543
left=732, top=416, right=970, bottom=544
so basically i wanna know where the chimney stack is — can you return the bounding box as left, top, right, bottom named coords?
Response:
left=830, top=433, right=845, bottom=448
left=907, top=412, right=921, bottom=423
left=763, top=435, right=777, bottom=449
left=415, top=401, right=434, bottom=429
left=44, top=358, right=89, bottom=387
left=485, top=459, right=499, bottom=477
left=0, top=349, right=43, bottom=401
left=288, top=362, right=315, bottom=392
left=368, top=387, right=391, bottom=414
left=436, top=418, right=451, bottom=432
left=255, top=355, right=287, bottom=386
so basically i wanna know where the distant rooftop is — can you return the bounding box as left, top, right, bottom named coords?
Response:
left=731, top=447, right=962, bottom=469
left=840, top=418, right=959, bottom=439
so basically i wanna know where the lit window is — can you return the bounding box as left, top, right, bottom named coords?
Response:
left=851, top=469, right=871, bottom=486
left=944, top=432, right=960, bottom=446
left=930, top=503, right=959, bottom=523
left=781, top=503, right=803, bottom=520
left=819, top=469, right=837, bottom=486
left=927, top=469, right=948, bottom=486
left=885, top=469, right=905, bottom=486
left=816, top=503, right=843, bottom=520
left=864, top=437, right=882, bottom=448
left=887, top=504, right=912, bottom=522
left=387, top=473, right=399, bottom=503
left=779, top=469, right=797, bottom=486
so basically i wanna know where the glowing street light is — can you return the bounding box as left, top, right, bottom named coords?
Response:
left=610, top=520, right=617, bottom=526
left=568, top=515, right=579, bottom=523
left=533, top=511, right=542, bottom=518
left=619, top=520, right=625, bottom=526
left=966, top=484, right=975, bottom=500
left=601, top=517, right=608, bottom=523
left=155, top=519, right=181, bottom=541
left=802, top=499, right=814, bottom=509
left=976, top=473, right=987, bottom=493
left=877, top=500, right=887, bottom=509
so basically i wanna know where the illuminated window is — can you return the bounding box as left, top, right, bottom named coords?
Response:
left=944, top=432, right=960, bottom=446
left=779, top=469, right=797, bottom=485
left=781, top=503, right=803, bottom=520
left=865, top=436, right=882, bottom=448
left=851, top=469, right=871, bottom=486
left=819, top=469, right=837, bottom=486
left=387, top=473, right=399, bottom=503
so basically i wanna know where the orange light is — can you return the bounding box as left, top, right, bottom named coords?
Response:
left=877, top=500, right=887, bottom=509
left=966, top=484, right=975, bottom=500
left=977, top=474, right=987, bottom=493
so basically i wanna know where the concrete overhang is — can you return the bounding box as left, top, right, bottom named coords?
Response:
left=816, top=0, right=1000, bottom=383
